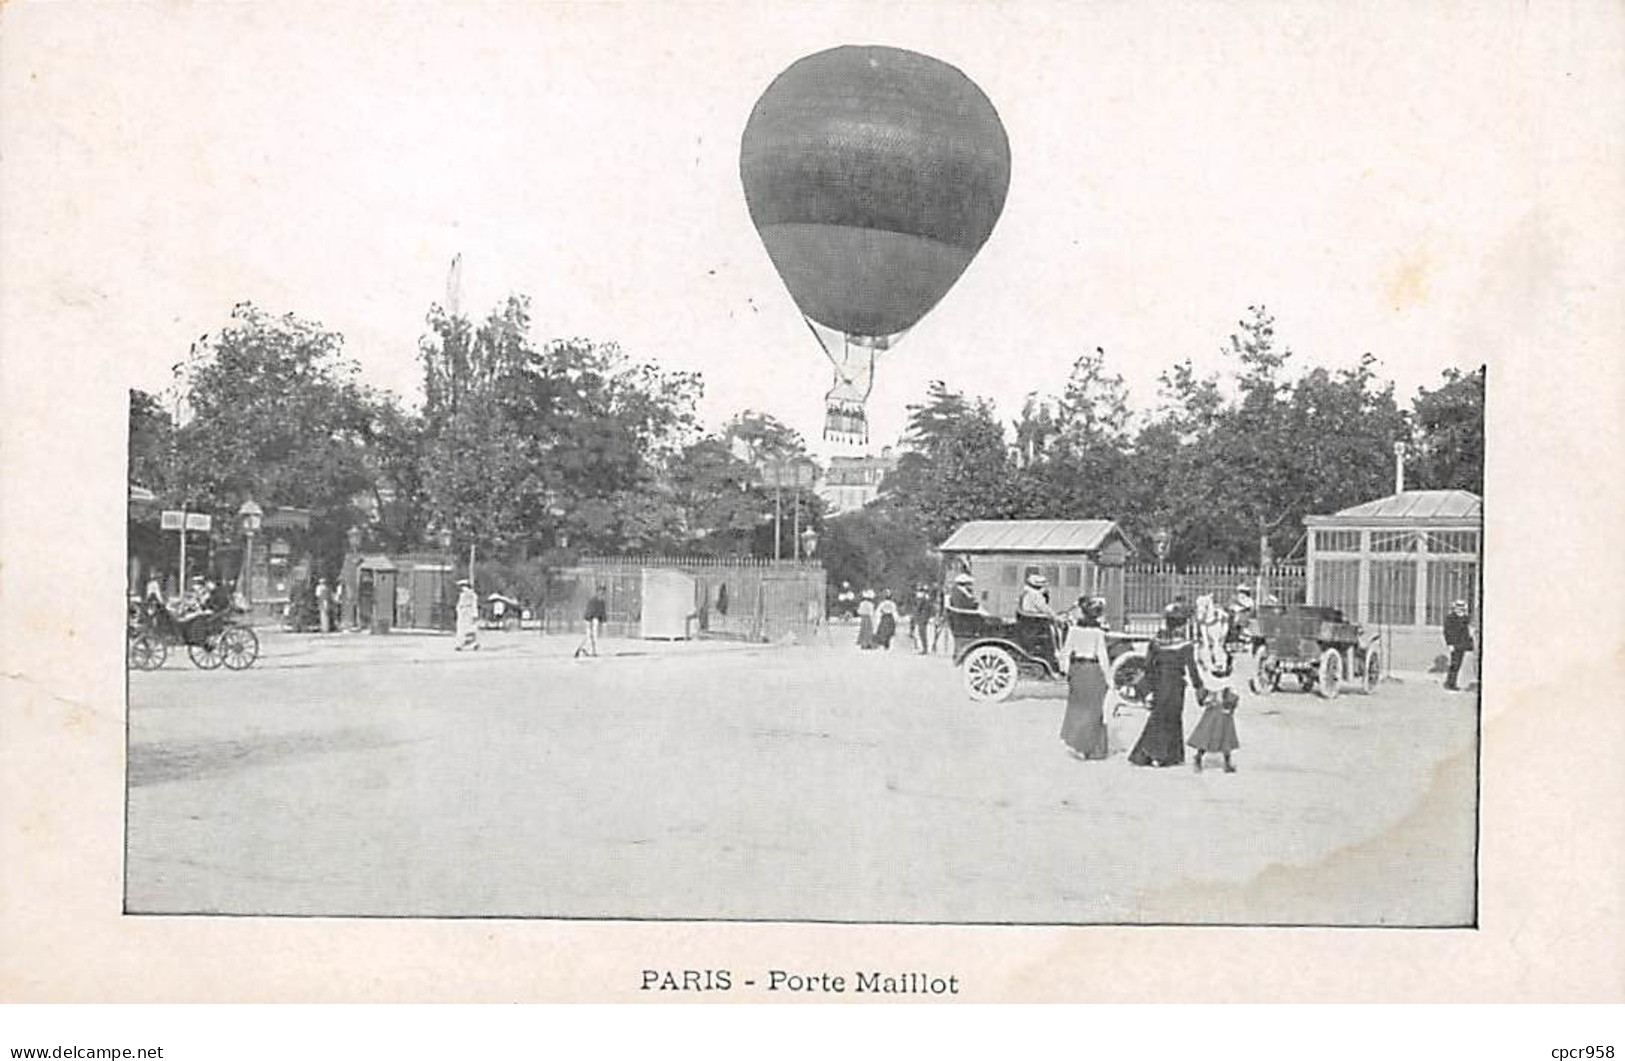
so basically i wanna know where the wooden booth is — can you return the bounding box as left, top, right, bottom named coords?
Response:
left=937, top=520, right=1135, bottom=629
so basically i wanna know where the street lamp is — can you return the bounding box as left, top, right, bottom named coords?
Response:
left=238, top=498, right=263, bottom=615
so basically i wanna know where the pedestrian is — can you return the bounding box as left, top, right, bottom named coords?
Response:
left=575, top=584, right=607, bottom=658
left=912, top=584, right=936, bottom=654
left=1188, top=686, right=1241, bottom=773
left=454, top=578, right=480, bottom=651
left=836, top=581, right=856, bottom=622
left=1128, top=601, right=1206, bottom=768
left=315, top=577, right=332, bottom=633
left=332, top=579, right=345, bottom=630
left=875, top=589, right=899, bottom=650
left=856, top=589, right=876, bottom=650
left=1059, top=597, right=1110, bottom=761
left=1443, top=599, right=1475, bottom=691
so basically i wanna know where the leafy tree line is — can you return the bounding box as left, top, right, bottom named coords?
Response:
left=130, top=298, right=1482, bottom=599
left=130, top=299, right=824, bottom=580
left=820, top=306, right=1484, bottom=593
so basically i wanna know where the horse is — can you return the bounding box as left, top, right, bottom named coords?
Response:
left=1192, top=594, right=1233, bottom=676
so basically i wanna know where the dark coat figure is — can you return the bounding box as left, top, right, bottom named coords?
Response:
left=1188, top=686, right=1240, bottom=772
left=1443, top=603, right=1474, bottom=690
left=1129, top=610, right=1206, bottom=767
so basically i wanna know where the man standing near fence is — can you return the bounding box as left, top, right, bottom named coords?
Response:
left=575, top=585, right=607, bottom=659
left=1443, top=599, right=1475, bottom=691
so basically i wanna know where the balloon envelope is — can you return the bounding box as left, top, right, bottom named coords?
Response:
left=741, top=46, right=1011, bottom=338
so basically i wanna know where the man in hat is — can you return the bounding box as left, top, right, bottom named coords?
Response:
left=911, top=583, right=937, bottom=654
left=1017, top=570, right=1059, bottom=665
left=1443, top=599, right=1475, bottom=691
left=454, top=578, right=480, bottom=651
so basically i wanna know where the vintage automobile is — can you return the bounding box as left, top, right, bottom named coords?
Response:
left=1245, top=604, right=1380, bottom=699
left=946, top=607, right=1150, bottom=704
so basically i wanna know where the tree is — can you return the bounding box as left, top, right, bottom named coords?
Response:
left=1017, top=348, right=1137, bottom=523
left=417, top=296, right=705, bottom=558
left=818, top=505, right=937, bottom=600
left=168, top=302, right=391, bottom=572
left=1409, top=366, right=1484, bottom=493
left=128, top=388, right=174, bottom=492
left=886, top=381, right=1024, bottom=548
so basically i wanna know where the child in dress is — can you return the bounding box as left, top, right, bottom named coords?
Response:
left=1188, top=686, right=1240, bottom=773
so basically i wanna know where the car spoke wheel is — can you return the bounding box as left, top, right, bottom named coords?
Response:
left=220, top=626, right=260, bottom=670
left=1360, top=646, right=1382, bottom=693
left=188, top=638, right=225, bottom=670
left=961, top=645, right=1018, bottom=703
left=1248, top=654, right=1278, bottom=695
left=130, top=633, right=166, bottom=671
left=1316, top=647, right=1343, bottom=699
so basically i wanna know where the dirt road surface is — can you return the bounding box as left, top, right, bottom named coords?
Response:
left=125, top=630, right=1477, bottom=924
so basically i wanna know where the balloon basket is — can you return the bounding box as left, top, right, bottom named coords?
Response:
left=824, top=400, right=869, bottom=446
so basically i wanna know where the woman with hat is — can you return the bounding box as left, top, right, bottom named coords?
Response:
left=1016, top=570, right=1057, bottom=665
left=1059, top=597, right=1111, bottom=760
left=454, top=578, right=480, bottom=651
left=1128, top=601, right=1207, bottom=767
left=856, top=588, right=877, bottom=650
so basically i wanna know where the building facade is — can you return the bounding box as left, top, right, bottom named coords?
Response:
left=817, top=448, right=898, bottom=516
left=1304, top=489, right=1481, bottom=674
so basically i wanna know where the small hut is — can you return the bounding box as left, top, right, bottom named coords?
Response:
left=937, top=520, right=1135, bottom=628
left=1304, top=489, right=1481, bottom=672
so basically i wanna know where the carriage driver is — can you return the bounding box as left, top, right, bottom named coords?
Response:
left=1228, top=582, right=1255, bottom=640
left=1016, top=571, right=1061, bottom=664
left=945, top=571, right=983, bottom=614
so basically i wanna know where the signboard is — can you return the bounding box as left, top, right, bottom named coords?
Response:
left=160, top=511, right=214, bottom=532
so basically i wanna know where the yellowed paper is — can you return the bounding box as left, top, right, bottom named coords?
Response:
left=1, top=0, right=1621, bottom=1001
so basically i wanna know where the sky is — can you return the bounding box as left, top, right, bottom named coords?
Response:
left=0, top=2, right=1576, bottom=461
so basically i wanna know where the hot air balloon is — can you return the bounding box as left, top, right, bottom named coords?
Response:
left=740, top=45, right=1011, bottom=444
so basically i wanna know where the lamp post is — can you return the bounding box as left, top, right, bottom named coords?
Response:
left=345, top=525, right=363, bottom=629
left=237, top=498, right=263, bottom=616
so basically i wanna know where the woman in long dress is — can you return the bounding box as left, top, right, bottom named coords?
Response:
left=454, top=579, right=480, bottom=651
left=1059, top=598, right=1110, bottom=760
left=856, top=590, right=876, bottom=650
left=875, top=589, right=898, bottom=650
left=1128, top=602, right=1206, bottom=767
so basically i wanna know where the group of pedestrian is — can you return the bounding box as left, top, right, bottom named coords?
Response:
left=1059, top=597, right=1240, bottom=773
left=849, top=583, right=942, bottom=653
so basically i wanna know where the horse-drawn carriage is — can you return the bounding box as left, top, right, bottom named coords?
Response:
left=947, top=608, right=1150, bottom=703
left=1245, top=604, right=1380, bottom=698
left=128, top=602, right=260, bottom=671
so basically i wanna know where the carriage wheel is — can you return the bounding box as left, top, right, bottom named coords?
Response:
left=961, top=645, right=1018, bottom=703
left=129, top=633, right=167, bottom=671
left=1108, top=651, right=1148, bottom=704
left=188, top=638, right=225, bottom=670
left=1360, top=646, right=1382, bottom=693
left=1247, top=653, right=1278, bottom=695
left=1316, top=648, right=1343, bottom=699
left=219, top=626, right=260, bottom=670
